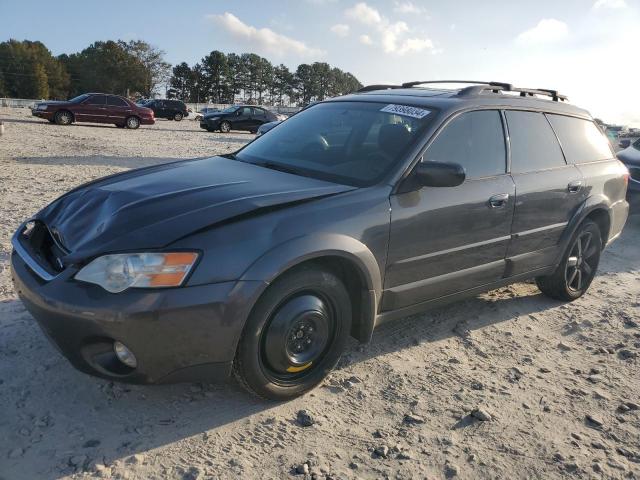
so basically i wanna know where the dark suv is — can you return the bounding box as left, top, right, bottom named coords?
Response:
left=142, top=99, right=188, bottom=121
left=12, top=81, right=629, bottom=400
left=200, top=105, right=279, bottom=133
left=32, top=93, right=155, bottom=129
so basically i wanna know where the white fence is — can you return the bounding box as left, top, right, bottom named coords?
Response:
left=1, top=98, right=40, bottom=108
left=0, top=97, right=301, bottom=115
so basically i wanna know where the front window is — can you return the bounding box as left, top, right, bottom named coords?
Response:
left=222, top=106, right=239, bottom=114
left=235, top=101, right=436, bottom=186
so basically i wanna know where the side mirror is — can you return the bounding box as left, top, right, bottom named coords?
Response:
left=236, top=110, right=243, bottom=116
left=414, top=161, right=466, bottom=187
left=619, top=139, right=631, bottom=149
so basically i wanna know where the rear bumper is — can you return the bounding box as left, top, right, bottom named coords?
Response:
left=606, top=199, right=629, bottom=246
left=11, top=249, right=264, bottom=384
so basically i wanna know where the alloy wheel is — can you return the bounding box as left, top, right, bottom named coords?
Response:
left=565, top=231, right=598, bottom=292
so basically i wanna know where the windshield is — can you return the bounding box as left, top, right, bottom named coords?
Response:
left=235, top=101, right=435, bottom=186
left=222, top=106, right=239, bottom=113
left=633, top=138, right=640, bottom=151
left=68, top=94, right=89, bottom=103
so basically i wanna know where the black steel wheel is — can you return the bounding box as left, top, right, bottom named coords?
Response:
left=536, top=219, right=602, bottom=301
left=234, top=265, right=352, bottom=400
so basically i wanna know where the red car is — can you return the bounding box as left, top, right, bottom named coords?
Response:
left=32, top=93, right=155, bottom=129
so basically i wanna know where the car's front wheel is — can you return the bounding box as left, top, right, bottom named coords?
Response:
left=220, top=121, right=231, bottom=133
left=125, top=116, right=140, bottom=129
left=536, top=219, right=602, bottom=301
left=234, top=265, right=352, bottom=400
left=174, top=112, right=183, bottom=121
left=54, top=110, right=73, bottom=125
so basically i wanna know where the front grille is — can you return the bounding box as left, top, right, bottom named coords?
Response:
left=17, top=221, right=68, bottom=275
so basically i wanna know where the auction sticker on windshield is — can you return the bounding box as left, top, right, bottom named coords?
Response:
left=380, top=104, right=431, bottom=119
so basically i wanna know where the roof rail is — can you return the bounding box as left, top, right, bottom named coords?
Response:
left=457, top=83, right=568, bottom=102
left=357, top=84, right=402, bottom=93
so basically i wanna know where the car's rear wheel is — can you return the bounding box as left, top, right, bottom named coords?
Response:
left=174, top=112, right=183, bottom=121
left=536, top=219, right=602, bottom=301
left=54, top=110, right=73, bottom=125
left=220, top=121, right=231, bottom=133
left=125, top=116, right=140, bottom=129
left=233, top=265, right=352, bottom=400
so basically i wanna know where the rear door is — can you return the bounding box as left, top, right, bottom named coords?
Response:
left=252, top=107, right=268, bottom=128
left=504, top=110, right=585, bottom=275
left=106, top=95, right=131, bottom=124
left=384, top=109, right=515, bottom=311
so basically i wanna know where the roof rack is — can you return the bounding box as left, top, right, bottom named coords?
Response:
left=400, top=80, right=511, bottom=89
left=457, top=83, right=568, bottom=102
left=357, top=84, right=403, bottom=93
left=357, top=80, right=567, bottom=102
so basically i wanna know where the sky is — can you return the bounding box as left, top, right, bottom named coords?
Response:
left=1, top=0, right=639, bottom=126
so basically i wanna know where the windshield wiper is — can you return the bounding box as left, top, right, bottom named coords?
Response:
left=256, top=161, right=300, bottom=175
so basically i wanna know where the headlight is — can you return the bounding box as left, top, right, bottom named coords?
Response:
left=75, top=252, right=198, bottom=293
left=37, top=104, right=48, bottom=110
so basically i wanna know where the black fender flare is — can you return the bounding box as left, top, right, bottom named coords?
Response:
left=239, top=233, right=382, bottom=342
left=554, top=194, right=611, bottom=266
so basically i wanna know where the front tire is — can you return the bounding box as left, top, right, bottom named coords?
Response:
left=125, top=116, right=140, bottom=129
left=234, top=266, right=352, bottom=400
left=173, top=112, right=183, bottom=121
left=219, top=120, right=231, bottom=133
left=536, top=219, right=602, bottom=301
left=54, top=110, right=73, bottom=125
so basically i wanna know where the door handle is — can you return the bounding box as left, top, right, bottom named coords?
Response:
left=567, top=180, right=582, bottom=193
left=488, top=193, right=509, bottom=208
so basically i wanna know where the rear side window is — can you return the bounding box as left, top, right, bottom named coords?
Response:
left=107, top=96, right=128, bottom=107
left=86, top=95, right=106, bottom=105
left=425, top=110, right=506, bottom=179
left=546, top=114, right=613, bottom=163
left=505, top=111, right=566, bottom=173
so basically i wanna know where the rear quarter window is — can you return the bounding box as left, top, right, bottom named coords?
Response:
left=505, top=111, right=566, bottom=173
left=546, top=114, right=613, bottom=164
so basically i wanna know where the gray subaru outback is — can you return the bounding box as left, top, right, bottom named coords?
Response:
left=11, top=81, right=629, bottom=400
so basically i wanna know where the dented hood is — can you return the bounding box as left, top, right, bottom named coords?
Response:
left=36, top=156, right=354, bottom=262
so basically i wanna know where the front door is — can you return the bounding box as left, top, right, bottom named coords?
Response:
left=503, top=110, right=585, bottom=275
left=234, top=106, right=254, bottom=130
left=384, top=110, right=515, bottom=311
left=76, top=94, right=107, bottom=123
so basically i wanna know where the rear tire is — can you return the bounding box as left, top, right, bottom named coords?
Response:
left=220, top=121, right=231, bottom=133
left=233, top=265, right=352, bottom=400
left=173, top=112, right=183, bottom=121
left=54, top=110, right=73, bottom=125
left=536, top=219, right=602, bottom=301
left=125, top=116, right=140, bottom=129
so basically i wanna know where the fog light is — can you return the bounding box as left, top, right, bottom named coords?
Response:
left=113, top=341, right=137, bottom=368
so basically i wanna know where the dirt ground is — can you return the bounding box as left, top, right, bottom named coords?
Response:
left=0, top=107, right=639, bottom=480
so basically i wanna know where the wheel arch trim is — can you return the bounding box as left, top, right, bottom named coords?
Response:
left=239, top=234, right=383, bottom=342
